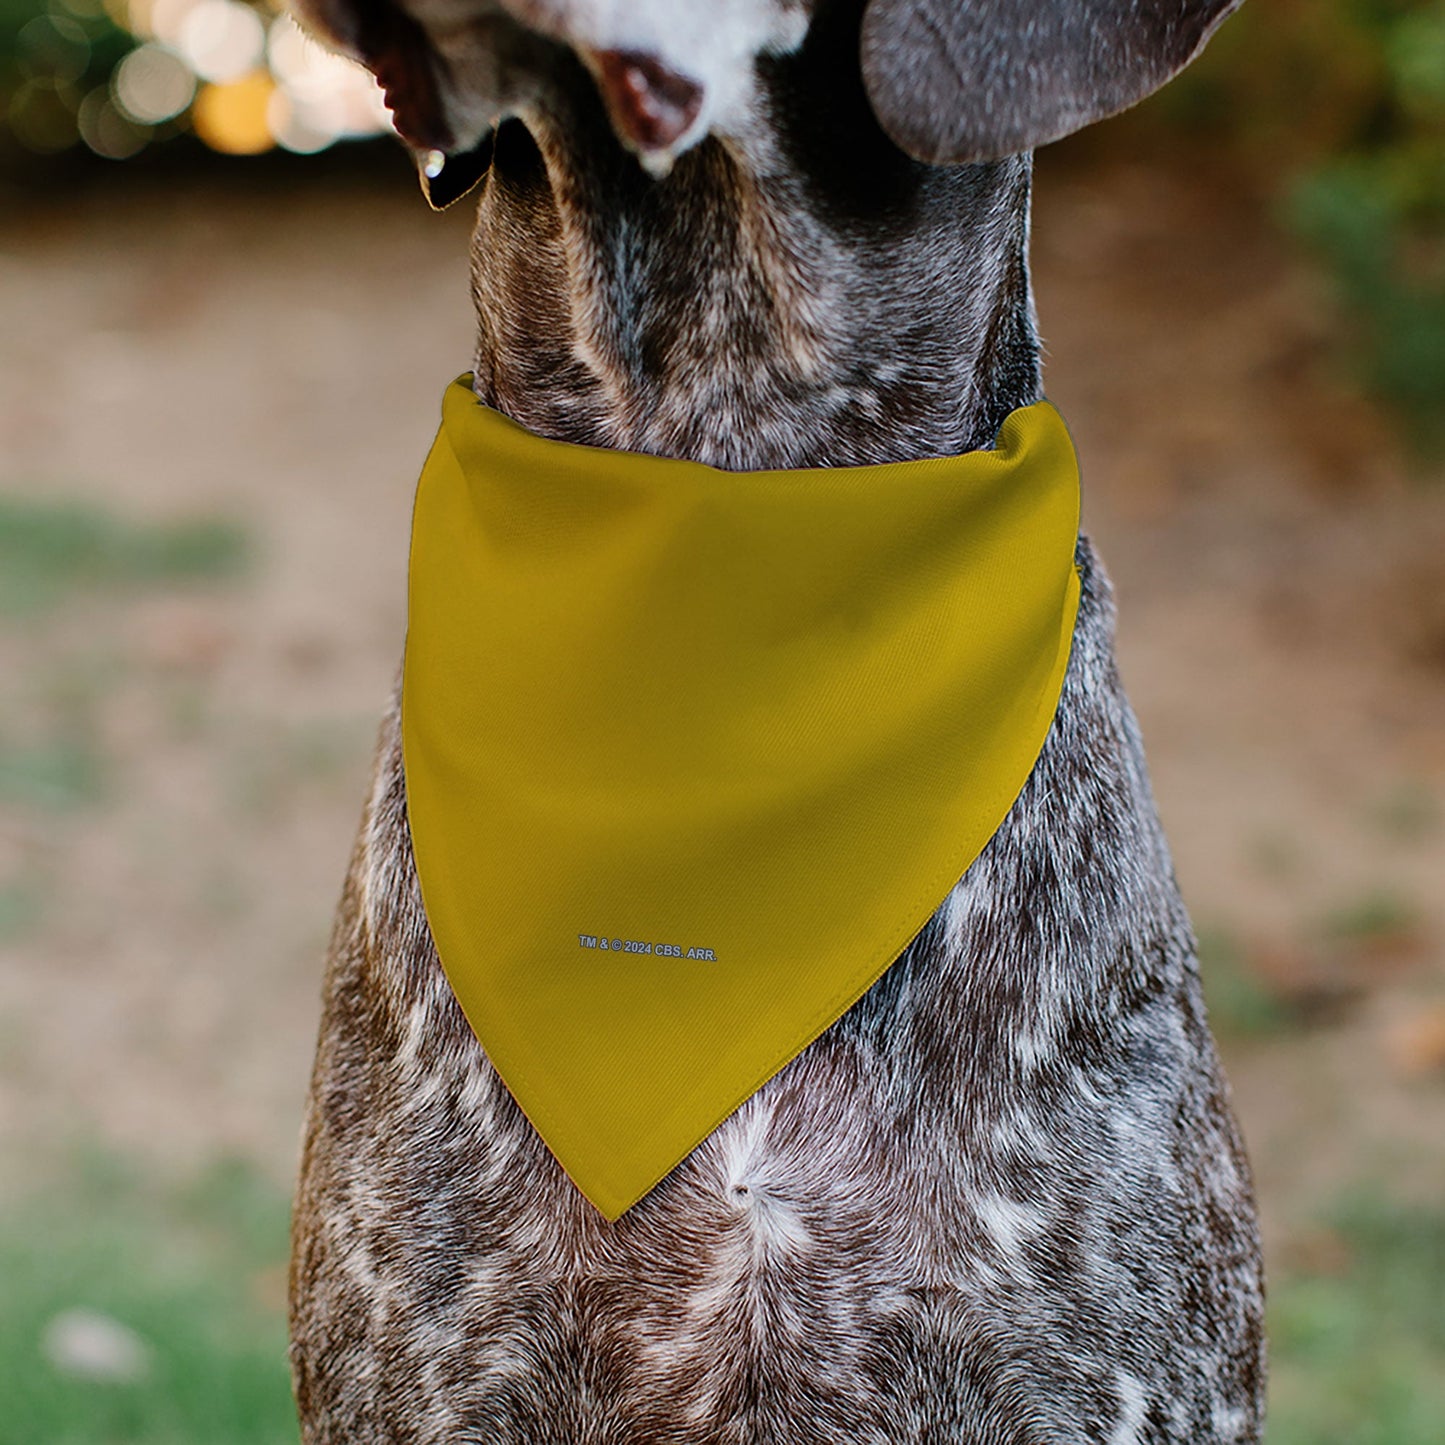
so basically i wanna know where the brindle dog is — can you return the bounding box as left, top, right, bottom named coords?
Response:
left=286, top=1, right=1266, bottom=1440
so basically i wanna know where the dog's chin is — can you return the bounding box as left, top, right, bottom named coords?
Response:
left=296, top=0, right=720, bottom=202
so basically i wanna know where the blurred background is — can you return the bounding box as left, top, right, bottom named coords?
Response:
left=1, top=1, right=1443, bottom=1441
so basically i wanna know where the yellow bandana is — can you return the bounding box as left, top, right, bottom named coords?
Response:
left=403, top=376, right=1081, bottom=1219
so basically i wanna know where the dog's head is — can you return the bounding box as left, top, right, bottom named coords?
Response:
left=292, top=0, right=1242, bottom=202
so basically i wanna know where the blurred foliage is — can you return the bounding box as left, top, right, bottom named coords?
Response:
left=1165, top=0, right=1445, bottom=451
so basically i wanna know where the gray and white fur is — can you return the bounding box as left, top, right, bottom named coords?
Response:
left=285, top=0, right=1266, bottom=1440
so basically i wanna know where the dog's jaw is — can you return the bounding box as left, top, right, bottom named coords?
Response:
left=292, top=0, right=813, bottom=176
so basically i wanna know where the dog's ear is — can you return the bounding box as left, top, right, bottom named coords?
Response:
left=860, top=0, right=1244, bottom=165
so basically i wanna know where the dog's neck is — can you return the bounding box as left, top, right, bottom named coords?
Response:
left=464, top=26, right=1042, bottom=471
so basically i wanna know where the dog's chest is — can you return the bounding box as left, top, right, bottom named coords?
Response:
left=291, top=541, right=1263, bottom=1443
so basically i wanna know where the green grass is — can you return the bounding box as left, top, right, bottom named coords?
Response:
left=0, top=493, right=250, bottom=618
left=1320, top=891, right=1423, bottom=948
left=0, top=492, right=254, bottom=816
left=1369, top=785, right=1442, bottom=844
left=0, top=732, right=107, bottom=811
left=224, top=716, right=377, bottom=822
left=1267, top=1193, right=1445, bottom=1444
left=0, top=873, right=44, bottom=941
left=0, top=1154, right=298, bottom=1445
left=1198, top=924, right=1293, bottom=1039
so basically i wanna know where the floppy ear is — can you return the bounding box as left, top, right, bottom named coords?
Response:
left=860, top=0, right=1244, bottom=165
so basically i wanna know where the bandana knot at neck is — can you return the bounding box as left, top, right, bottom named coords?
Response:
left=402, top=376, right=1082, bottom=1219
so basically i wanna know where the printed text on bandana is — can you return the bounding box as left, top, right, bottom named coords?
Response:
left=579, top=933, right=717, bottom=961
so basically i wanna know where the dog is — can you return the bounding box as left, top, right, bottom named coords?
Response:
left=286, top=1, right=1267, bottom=1440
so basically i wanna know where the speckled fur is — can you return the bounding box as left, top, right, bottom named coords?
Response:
left=289, top=0, right=1266, bottom=1439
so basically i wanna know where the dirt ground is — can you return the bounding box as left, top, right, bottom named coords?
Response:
left=1, top=146, right=1443, bottom=1271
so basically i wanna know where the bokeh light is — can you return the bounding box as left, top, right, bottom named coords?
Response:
left=175, top=0, right=265, bottom=84
left=18, top=13, right=91, bottom=84
left=191, top=67, right=273, bottom=153
left=112, top=42, right=193, bottom=123
left=2, top=0, right=395, bottom=160
left=9, top=75, right=81, bottom=153
left=77, top=83, right=149, bottom=156
left=266, top=13, right=391, bottom=152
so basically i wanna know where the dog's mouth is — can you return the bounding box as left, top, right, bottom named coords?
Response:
left=347, top=0, right=495, bottom=207
left=294, top=0, right=745, bottom=206
left=294, top=0, right=714, bottom=205
left=414, top=48, right=704, bottom=208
